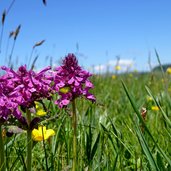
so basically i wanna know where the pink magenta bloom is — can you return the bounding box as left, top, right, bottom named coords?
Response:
left=0, top=65, right=53, bottom=122
left=54, top=53, right=95, bottom=108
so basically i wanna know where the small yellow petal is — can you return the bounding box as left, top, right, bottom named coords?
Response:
left=38, top=126, right=46, bottom=133
left=59, top=87, right=70, bottom=94
left=37, top=109, right=47, bottom=116
left=35, top=101, right=40, bottom=109
left=151, top=106, right=159, bottom=111
left=166, top=67, right=171, bottom=74
left=115, top=65, right=121, bottom=71
left=44, top=129, right=55, bottom=140
left=112, top=75, right=116, bottom=79
left=146, top=96, right=153, bottom=102
left=32, top=126, right=55, bottom=142
left=35, top=102, right=47, bottom=116
left=32, top=129, right=42, bottom=141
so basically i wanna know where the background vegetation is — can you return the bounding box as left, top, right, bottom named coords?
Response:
left=2, top=69, right=171, bottom=171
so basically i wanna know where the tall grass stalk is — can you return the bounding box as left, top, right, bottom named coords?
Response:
left=72, top=98, right=77, bottom=171
left=26, top=109, right=32, bottom=171
left=0, top=124, right=5, bottom=171
left=42, top=126, right=49, bottom=170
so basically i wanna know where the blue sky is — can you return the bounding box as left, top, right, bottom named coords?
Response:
left=0, top=0, right=171, bottom=71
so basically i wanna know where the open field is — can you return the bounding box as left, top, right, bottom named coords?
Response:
left=1, top=69, right=171, bottom=171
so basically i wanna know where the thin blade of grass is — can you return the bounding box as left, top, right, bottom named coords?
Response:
left=122, top=80, right=171, bottom=167
left=134, top=121, right=159, bottom=171
left=145, top=86, right=171, bottom=127
left=90, top=132, right=100, bottom=160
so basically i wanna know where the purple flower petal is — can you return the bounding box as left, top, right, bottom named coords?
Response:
left=53, top=53, right=96, bottom=108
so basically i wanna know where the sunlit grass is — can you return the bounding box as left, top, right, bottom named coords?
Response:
left=1, top=71, right=170, bottom=170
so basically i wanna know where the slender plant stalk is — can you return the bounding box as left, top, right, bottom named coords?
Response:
left=0, top=124, right=5, bottom=171
left=0, top=24, right=4, bottom=54
left=8, top=39, right=16, bottom=67
left=41, top=127, right=48, bottom=170
left=28, top=48, right=34, bottom=69
left=72, top=98, right=77, bottom=171
left=26, top=109, right=32, bottom=171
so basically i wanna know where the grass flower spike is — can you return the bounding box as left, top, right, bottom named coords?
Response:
left=32, top=126, right=55, bottom=141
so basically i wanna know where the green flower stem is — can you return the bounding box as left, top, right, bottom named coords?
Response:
left=72, top=99, right=77, bottom=171
left=0, top=124, right=5, bottom=171
left=26, top=109, right=32, bottom=171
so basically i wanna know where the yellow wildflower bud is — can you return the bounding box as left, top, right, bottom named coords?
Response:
left=115, top=65, right=121, bottom=71
left=32, top=126, right=55, bottom=142
left=146, top=96, right=153, bottom=102
left=151, top=106, right=159, bottom=111
left=59, top=87, right=70, bottom=94
left=36, top=109, right=46, bottom=116
left=35, top=102, right=46, bottom=116
left=112, top=75, right=116, bottom=79
left=166, top=67, right=171, bottom=74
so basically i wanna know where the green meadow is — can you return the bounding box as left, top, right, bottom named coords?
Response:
left=2, top=70, right=171, bottom=171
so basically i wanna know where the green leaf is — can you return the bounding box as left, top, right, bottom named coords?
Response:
left=91, top=133, right=100, bottom=160
left=156, top=152, right=165, bottom=171
left=122, top=80, right=171, bottom=166
left=145, top=86, right=171, bottom=127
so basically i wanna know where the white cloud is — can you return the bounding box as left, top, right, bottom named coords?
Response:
left=108, top=59, right=134, bottom=66
left=94, top=64, right=106, bottom=72
left=88, top=59, right=136, bottom=73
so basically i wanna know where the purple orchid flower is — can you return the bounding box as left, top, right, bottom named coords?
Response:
left=53, top=53, right=95, bottom=108
left=0, top=65, right=53, bottom=123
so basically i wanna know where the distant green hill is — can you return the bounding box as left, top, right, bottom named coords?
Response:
left=152, top=64, right=171, bottom=72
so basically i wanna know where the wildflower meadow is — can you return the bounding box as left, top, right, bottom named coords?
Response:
left=1, top=51, right=171, bottom=171
left=0, top=1, right=171, bottom=171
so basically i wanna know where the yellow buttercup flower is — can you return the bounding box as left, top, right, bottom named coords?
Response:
left=115, top=65, right=121, bottom=71
left=166, top=67, right=171, bottom=74
left=112, top=75, right=116, bottom=79
left=146, top=95, right=153, bottom=102
left=35, top=102, right=47, bottom=116
left=36, top=109, right=46, bottom=116
left=32, top=126, right=55, bottom=142
left=151, top=106, right=159, bottom=111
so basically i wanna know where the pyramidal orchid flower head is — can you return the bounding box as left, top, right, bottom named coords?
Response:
left=0, top=65, right=53, bottom=123
left=0, top=96, right=21, bottom=122
left=54, top=53, right=95, bottom=108
left=0, top=67, right=22, bottom=121
left=1, top=65, right=53, bottom=108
